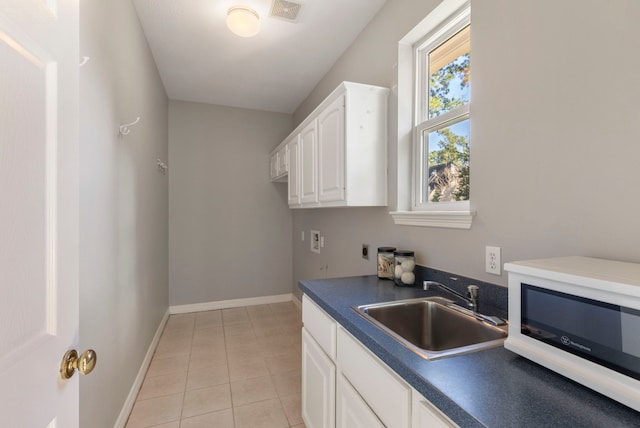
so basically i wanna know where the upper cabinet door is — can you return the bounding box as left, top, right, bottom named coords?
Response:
left=277, top=144, right=288, bottom=176
left=288, top=136, right=301, bottom=205
left=300, top=120, right=318, bottom=204
left=318, top=96, right=346, bottom=203
left=270, top=152, right=279, bottom=180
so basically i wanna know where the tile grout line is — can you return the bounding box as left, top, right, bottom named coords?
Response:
left=223, top=308, right=244, bottom=428
left=177, top=314, right=195, bottom=427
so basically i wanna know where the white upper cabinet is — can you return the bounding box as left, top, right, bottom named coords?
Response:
left=300, top=119, right=319, bottom=205
left=277, top=144, right=288, bottom=177
left=270, top=152, right=279, bottom=180
left=270, top=81, right=389, bottom=208
left=318, top=95, right=346, bottom=203
left=287, top=136, right=301, bottom=205
left=270, top=138, right=290, bottom=182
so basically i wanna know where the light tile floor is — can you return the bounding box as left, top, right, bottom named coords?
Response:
left=125, top=301, right=305, bottom=428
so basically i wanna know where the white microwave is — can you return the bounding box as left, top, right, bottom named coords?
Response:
left=504, top=256, right=640, bottom=412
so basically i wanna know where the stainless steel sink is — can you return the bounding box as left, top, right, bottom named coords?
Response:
left=353, top=297, right=507, bottom=360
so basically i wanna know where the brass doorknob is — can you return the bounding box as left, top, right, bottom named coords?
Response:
left=60, top=349, right=97, bottom=379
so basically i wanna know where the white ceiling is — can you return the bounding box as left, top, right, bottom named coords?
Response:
left=132, top=0, right=387, bottom=114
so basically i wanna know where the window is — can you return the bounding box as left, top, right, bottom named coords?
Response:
left=416, top=23, right=470, bottom=207
left=391, top=0, right=473, bottom=228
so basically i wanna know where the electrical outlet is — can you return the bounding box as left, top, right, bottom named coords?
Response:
left=362, top=244, right=369, bottom=260
left=485, top=246, right=501, bottom=275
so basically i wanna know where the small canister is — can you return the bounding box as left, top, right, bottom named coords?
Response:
left=394, top=250, right=416, bottom=286
left=377, top=247, right=396, bottom=279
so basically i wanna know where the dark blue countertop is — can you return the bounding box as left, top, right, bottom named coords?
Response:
left=299, top=275, right=640, bottom=428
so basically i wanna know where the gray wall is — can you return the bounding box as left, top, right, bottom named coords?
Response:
left=79, top=0, right=169, bottom=426
left=291, top=0, right=640, bottom=297
left=169, top=101, right=293, bottom=306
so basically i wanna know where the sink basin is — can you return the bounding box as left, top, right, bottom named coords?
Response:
left=353, top=297, right=507, bottom=360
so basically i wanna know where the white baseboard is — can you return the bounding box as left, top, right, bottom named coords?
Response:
left=170, top=293, right=294, bottom=314
left=114, top=308, right=170, bottom=428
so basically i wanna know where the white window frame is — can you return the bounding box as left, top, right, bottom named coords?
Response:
left=390, top=0, right=474, bottom=229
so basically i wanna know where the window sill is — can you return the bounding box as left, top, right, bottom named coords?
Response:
left=389, top=210, right=475, bottom=229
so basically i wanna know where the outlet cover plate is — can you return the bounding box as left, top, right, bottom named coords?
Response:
left=486, top=246, right=501, bottom=275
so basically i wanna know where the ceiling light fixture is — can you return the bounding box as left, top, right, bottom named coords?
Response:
left=226, top=7, right=260, bottom=38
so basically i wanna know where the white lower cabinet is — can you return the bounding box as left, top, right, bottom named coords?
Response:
left=337, top=374, right=384, bottom=428
left=337, top=327, right=411, bottom=428
left=302, top=295, right=459, bottom=428
left=302, top=328, right=336, bottom=428
left=302, top=296, right=336, bottom=359
left=412, top=389, right=458, bottom=428
left=302, top=296, right=337, bottom=428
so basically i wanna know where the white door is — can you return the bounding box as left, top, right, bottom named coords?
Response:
left=0, top=0, right=80, bottom=426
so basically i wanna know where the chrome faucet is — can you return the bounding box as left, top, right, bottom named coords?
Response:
left=423, top=281, right=479, bottom=312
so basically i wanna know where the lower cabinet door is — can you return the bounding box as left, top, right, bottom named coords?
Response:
left=302, top=328, right=336, bottom=428
left=412, top=389, right=458, bottom=428
left=337, top=374, right=384, bottom=428
left=337, top=327, right=411, bottom=427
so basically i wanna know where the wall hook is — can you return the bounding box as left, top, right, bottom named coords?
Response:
left=157, top=159, right=168, bottom=174
left=79, top=56, right=90, bottom=67
left=119, top=117, right=140, bottom=136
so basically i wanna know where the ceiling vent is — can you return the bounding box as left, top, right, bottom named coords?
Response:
left=270, top=0, right=302, bottom=22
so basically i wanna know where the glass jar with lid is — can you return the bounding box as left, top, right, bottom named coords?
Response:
left=394, top=250, right=416, bottom=286
left=377, top=247, right=396, bottom=279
